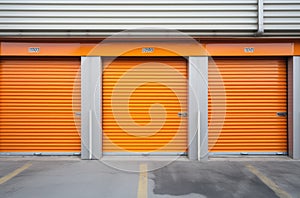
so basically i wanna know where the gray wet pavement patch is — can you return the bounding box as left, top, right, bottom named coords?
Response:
left=150, top=162, right=279, bottom=198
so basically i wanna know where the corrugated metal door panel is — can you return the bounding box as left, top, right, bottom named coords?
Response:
left=0, top=57, right=81, bottom=152
left=102, top=57, right=187, bottom=154
left=208, top=57, right=287, bottom=153
left=264, top=0, right=300, bottom=35
left=0, top=0, right=257, bottom=36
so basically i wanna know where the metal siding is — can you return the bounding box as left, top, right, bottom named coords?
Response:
left=208, top=58, right=287, bottom=153
left=188, top=57, right=209, bottom=160
left=0, top=0, right=257, bottom=36
left=292, top=56, right=300, bottom=159
left=0, top=57, right=81, bottom=152
left=102, top=57, right=187, bottom=154
left=80, top=56, right=101, bottom=159
left=264, top=0, right=300, bottom=35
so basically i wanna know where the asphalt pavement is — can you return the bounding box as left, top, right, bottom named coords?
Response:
left=0, top=156, right=299, bottom=198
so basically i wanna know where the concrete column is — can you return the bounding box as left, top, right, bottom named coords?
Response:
left=81, top=57, right=101, bottom=160
left=188, top=57, right=208, bottom=161
left=288, top=56, right=300, bottom=159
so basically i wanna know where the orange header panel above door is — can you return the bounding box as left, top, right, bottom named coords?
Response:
left=205, top=43, right=294, bottom=56
left=0, top=42, right=95, bottom=56
left=0, top=41, right=206, bottom=56
left=0, top=41, right=297, bottom=56
left=294, top=41, right=300, bottom=55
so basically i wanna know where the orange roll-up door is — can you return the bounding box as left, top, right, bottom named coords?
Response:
left=209, top=57, right=287, bottom=154
left=103, top=57, right=187, bottom=154
left=0, top=57, right=81, bottom=153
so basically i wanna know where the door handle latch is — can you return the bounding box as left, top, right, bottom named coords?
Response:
left=276, top=112, right=287, bottom=117
left=75, top=112, right=81, bottom=117
left=178, top=112, right=188, bottom=117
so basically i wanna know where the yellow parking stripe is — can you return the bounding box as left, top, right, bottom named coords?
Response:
left=246, top=164, right=291, bottom=198
left=137, top=163, right=148, bottom=198
left=0, top=163, right=32, bottom=185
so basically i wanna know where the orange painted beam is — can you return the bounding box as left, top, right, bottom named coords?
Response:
left=205, top=43, right=294, bottom=56
left=0, top=41, right=297, bottom=56
left=0, top=42, right=95, bottom=56
left=0, top=41, right=206, bottom=56
left=294, top=41, right=300, bottom=55
left=90, top=41, right=206, bottom=56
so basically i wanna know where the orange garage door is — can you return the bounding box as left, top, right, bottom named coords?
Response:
left=209, top=57, right=287, bottom=154
left=0, top=57, right=81, bottom=153
left=103, top=57, right=187, bottom=155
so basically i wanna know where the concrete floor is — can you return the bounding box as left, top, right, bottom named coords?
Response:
left=0, top=156, right=300, bottom=198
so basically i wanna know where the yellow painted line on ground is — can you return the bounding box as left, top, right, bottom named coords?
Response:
left=137, top=163, right=148, bottom=198
left=0, top=162, right=32, bottom=185
left=246, top=164, right=292, bottom=198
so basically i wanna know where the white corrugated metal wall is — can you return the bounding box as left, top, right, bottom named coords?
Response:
left=264, top=0, right=300, bottom=35
left=0, top=0, right=299, bottom=36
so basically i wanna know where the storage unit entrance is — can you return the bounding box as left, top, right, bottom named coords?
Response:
left=208, top=57, right=287, bottom=154
left=102, top=57, right=188, bottom=155
left=0, top=57, right=81, bottom=153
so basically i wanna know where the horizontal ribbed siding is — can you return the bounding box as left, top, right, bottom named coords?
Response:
left=264, top=0, right=300, bottom=35
left=0, top=0, right=258, bottom=36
